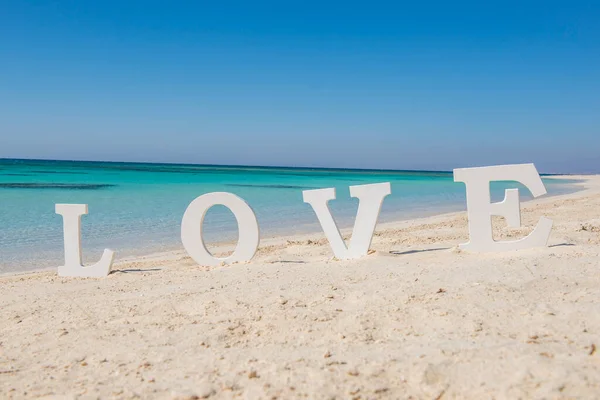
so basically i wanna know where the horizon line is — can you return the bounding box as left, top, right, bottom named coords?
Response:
left=0, top=157, right=569, bottom=176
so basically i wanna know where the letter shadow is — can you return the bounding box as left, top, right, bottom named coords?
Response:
left=271, top=260, right=307, bottom=264
left=390, top=247, right=451, bottom=256
left=111, top=268, right=163, bottom=274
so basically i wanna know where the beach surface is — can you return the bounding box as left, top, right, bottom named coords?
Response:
left=1, top=175, right=599, bottom=399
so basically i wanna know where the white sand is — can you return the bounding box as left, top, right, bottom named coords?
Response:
left=1, top=175, right=599, bottom=399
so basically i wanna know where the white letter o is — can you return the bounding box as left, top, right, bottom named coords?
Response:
left=181, top=192, right=260, bottom=266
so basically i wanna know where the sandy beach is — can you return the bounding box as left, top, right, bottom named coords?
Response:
left=1, top=175, right=599, bottom=399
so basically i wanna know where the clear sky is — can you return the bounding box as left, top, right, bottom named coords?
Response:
left=1, top=1, right=598, bottom=173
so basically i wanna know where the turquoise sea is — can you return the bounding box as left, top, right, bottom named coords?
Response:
left=0, top=159, right=579, bottom=274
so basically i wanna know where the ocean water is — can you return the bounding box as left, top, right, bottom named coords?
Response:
left=0, top=159, right=579, bottom=274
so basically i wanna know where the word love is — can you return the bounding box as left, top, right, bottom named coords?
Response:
left=56, top=164, right=553, bottom=277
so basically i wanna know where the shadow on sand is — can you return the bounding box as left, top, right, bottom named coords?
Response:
left=390, top=247, right=451, bottom=256
left=111, top=268, right=162, bottom=274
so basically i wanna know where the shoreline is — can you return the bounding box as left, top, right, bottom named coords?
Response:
left=2, top=174, right=595, bottom=279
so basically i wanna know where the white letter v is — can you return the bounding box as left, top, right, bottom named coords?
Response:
left=302, top=182, right=391, bottom=259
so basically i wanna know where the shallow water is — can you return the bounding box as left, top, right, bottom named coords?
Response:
left=0, top=159, right=579, bottom=273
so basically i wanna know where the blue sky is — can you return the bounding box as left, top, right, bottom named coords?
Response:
left=0, top=1, right=598, bottom=173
